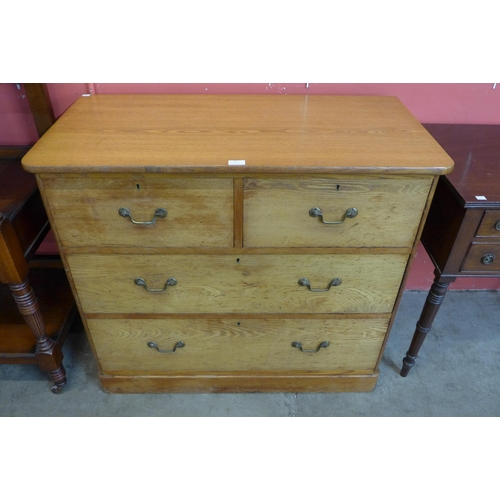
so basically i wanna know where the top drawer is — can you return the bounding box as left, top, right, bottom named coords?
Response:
left=476, top=211, right=500, bottom=238
left=39, top=175, right=234, bottom=248
left=243, top=176, right=433, bottom=248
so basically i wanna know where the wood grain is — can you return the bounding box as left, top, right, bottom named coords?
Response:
left=99, top=372, right=379, bottom=393
left=88, top=317, right=388, bottom=374
left=40, top=175, right=234, bottom=248
left=23, top=96, right=451, bottom=393
left=67, top=253, right=408, bottom=314
left=244, top=175, right=433, bottom=248
left=22, top=95, right=453, bottom=175
left=233, top=178, right=243, bottom=248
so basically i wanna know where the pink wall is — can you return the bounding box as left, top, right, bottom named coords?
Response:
left=2, top=83, right=499, bottom=290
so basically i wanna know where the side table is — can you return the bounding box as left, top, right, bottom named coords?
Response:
left=401, top=124, right=500, bottom=376
left=0, top=153, right=76, bottom=393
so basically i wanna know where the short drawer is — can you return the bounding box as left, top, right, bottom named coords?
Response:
left=243, top=176, right=433, bottom=248
left=88, top=317, right=388, bottom=374
left=40, top=175, right=234, bottom=248
left=68, top=253, right=408, bottom=314
left=476, top=211, right=500, bottom=238
left=461, top=243, right=500, bottom=272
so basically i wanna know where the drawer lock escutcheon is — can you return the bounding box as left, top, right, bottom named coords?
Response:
left=134, top=277, right=177, bottom=292
left=309, top=207, right=358, bottom=224
left=298, top=277, right=342, bottom=292
left=147, top=341, right=185, bottom=353
left=481, top=254, right=495, bottom=265
left=291, top=341, right=330, bottom=353
left=119, top=207, right=167, bottom=225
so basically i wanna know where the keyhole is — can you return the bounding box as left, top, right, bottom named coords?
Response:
left=336, top=184, right=340, bottom=191
left=236, top=258, right=240, bottom=264
left=237, top=322, right=241, bottom=327
left=136, top=184, right=140, bottom=190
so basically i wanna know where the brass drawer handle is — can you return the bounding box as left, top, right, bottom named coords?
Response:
left=495, top=221, right=500, bottom=231
left=119, top=207, right=167, bottom=225
left=147, top=341, right=185, bottom=353
left=291, top=341, right=330, bottom=353
left=298, top=277, right=342, bottom=292
left=481, top=254, right=495, bottom=265
left=134, top=277, right=177, bottom=292
left=309, top=207, right=358, bottom=224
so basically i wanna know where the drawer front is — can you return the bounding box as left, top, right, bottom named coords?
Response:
left=243, top=176, right=433, bottom=248
left=68, top=253, right=408, bottom=314
left=461, top=243, right=500, bottom=272
left=40, top=175, right=234, bottom=248
left=88, top=317, right=388, bottom=374
left=476, top=211, right=500, bottom=238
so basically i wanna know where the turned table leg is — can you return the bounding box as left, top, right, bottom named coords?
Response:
left=400, top=274, right=455, bottom=377
left=1, top=215, right=66, bottom=393
left=9, top=278, right=67, bottom=393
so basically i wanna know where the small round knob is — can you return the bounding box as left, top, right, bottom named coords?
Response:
left=481, top=254, right=495, bottom=265
left=495, top=221, right=500, bottom=231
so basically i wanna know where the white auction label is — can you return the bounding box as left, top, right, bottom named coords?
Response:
left=228, top=160, right=246, bottom=166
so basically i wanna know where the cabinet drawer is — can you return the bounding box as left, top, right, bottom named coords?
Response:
left=461, top=243, right=500, bottom=272
left=243, top=176, right=432, bottom=248
left=68, top=253, right=408, bottom=314
left=476, top=211, right=500, bottom=237
left=40, top=175, right=234, bottom=248
left=88, top=317, right=388, bottom=374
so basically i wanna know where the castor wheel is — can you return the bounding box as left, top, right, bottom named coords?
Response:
left=51, top=382, right=66, bottom=394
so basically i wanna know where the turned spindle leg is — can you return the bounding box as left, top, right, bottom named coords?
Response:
left=400, top=275, right=453, bottom=377
left=9, top=278, right=67, bottom=393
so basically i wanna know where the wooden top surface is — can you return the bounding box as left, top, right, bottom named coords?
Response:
left=22, top=95, right=453, bottom=175
left=424, top=124, right=500, bottom=207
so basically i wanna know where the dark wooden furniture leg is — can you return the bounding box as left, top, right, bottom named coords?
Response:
left=400, top=272, right=455, bottom=377
left=0, top=215, right=66, bottom=393
left=9, top=279, right=66, bottom=393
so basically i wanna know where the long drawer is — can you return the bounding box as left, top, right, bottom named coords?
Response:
left=68, top=253, right=408, bottom=314
left=88, top=317, right=389, bottom=374
left=40, top=175, right=234, bottom=248
left=243, top=176, right=433, bottom=248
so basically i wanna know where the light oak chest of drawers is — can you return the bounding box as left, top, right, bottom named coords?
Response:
left=22, top=95, right=453, bottom=393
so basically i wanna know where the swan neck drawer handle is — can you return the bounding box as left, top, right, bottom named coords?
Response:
left=147, top=341, right=185, bottom=353
left=119, top=207, right=167, bottom=225
left=309, top=207, right=358, bottom=224
left=298, top=277, right=342, bottom=292
left=134, top=277, right=177, bottom=292
left=291, top=341, right=330, bottom=353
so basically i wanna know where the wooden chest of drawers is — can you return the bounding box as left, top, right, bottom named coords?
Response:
left=22, top=95, right=453, bottom=393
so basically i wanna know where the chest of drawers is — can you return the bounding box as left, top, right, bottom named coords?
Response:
left=22, top=95, right=453, bottom=393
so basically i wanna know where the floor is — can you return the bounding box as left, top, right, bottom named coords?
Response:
left=1, top=290, right=499, bottom=417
